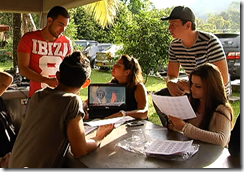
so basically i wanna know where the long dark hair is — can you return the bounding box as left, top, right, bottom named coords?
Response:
left=189, top=63, right=234, bottom=129
left=111, top=54, right=144, bottom=89
left=59, top=51, right=91, bottom=88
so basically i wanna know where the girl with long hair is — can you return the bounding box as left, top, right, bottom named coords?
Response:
left=169, top=63, right=234, bottom=147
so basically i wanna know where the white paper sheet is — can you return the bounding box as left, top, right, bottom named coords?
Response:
left=84, top=116, right=135, bottom=127
left=150, top=94, right=196, bottom=120
left=145, top=138, right=193, bottom=155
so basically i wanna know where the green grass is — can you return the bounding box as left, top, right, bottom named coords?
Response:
left=0, top=61, right=13, bottom=71
left=1, top=62, right=240, bottom=125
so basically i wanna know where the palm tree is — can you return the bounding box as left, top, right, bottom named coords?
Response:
left=85, top=0, right=120, bottom=29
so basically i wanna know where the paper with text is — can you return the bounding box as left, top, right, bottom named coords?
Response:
left=150, top=94, right=196, bottom=120
left=145, top=138, right=193, bottom=155
left=84, top=116, right=134, bottom=127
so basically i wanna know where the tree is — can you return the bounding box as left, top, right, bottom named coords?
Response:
left=85, top=0, right=120, bottom=29
left=21, top=13, right=36, bottom=35
left=70, top=6, right=114, bottom=43
left=113, top=5, right=172, bottom=83
left=119, top=0, right=154, bottom=14
left=12, top=13, right=21, bottom=73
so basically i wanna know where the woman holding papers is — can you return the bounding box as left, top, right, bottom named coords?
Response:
left=168, top=63, right=234, bottom=147
left=84, top=54, right=148, bottom=119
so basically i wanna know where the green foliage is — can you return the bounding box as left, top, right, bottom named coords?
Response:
left=4, top=37, right=13, bottom=57
left=113, top=6, right=172, bottom=83
left=0, top=50, right=11, bottom=63
left=31, top=13, right=40, bottom=29
left=197, top=1, right=240, bottom=33
left=70, top=7, right=114, bottom=43
left=0, top=61, right=13, bottom=71
left=63, top=18, right=78, bottom=41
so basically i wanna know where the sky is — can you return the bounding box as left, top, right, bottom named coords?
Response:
left=150, top=0, right=197, bottom=9
left=149, top=0, right=241, bottom=20
left=149, top=0, right=241, bottom=9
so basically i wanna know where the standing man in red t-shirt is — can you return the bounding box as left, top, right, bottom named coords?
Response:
left=18, top=6, right=73, bottom=97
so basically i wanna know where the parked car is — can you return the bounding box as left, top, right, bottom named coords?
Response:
left=95, top=44, right=123, bottom=70
left=73, top=40, right=98, bottom=50
left=83, top=43, right=112, bottom=68
left=214, top=33, right=240, bottom=80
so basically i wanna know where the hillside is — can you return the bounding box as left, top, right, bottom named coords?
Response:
left=189, top=0, right=239, bottom=20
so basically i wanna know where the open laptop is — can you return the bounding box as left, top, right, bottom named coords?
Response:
left=88, top=83, right=127, bottom=112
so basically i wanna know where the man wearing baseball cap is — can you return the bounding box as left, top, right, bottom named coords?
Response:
left=153, top=6, right=231, bottom=128
left=161, top=6, right=196, bottom=23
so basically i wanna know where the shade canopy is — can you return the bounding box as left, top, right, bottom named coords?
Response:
left=0, top=0, right=101, bottom=13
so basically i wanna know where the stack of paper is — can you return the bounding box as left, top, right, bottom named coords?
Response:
left=144, top=138, right=199, bottom=161
left=145, top=138, right=193, bottom=155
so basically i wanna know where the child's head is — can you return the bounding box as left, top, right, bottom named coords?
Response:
left=59, top=51, right=91, bottom=88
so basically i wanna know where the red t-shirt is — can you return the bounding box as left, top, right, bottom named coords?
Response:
left=18, top=30, right=73, bottom=97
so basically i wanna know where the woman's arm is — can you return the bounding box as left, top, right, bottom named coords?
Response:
left=183, top=108, right=232, bottom=147
left=67, top=115, right=114, bottom=158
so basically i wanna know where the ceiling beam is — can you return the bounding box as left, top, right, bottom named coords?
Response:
left=0, top=0, right=42, bottom=13
left=0, top=0, right=101, bottom=13
left=43, top=0, right=101, bottom=13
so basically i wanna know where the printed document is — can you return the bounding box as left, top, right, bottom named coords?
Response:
left=145, top=138, right=193, bottom=155
left=150, top=94, right=196, bottom=120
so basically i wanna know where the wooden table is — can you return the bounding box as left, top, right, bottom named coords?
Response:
left=65, top=120, right=240, bottom=168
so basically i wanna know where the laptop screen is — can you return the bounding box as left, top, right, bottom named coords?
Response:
left=88, top=83, right=127, bottom=110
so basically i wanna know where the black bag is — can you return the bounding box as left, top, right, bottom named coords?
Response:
left=0, top=97, right=16, bottom=157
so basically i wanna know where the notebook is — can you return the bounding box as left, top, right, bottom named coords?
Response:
left=88, top=83, right=127, bottom=110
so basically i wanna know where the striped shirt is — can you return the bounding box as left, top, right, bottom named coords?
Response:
left=169, top=31, right=226, bottom=75
left=168, top=31, right=231, bottom=96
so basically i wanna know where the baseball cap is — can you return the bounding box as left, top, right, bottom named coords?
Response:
left=161, top=6, right=195, bottom=23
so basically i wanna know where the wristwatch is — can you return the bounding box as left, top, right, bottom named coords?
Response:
left=120, top=110, right=126, bottom=117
